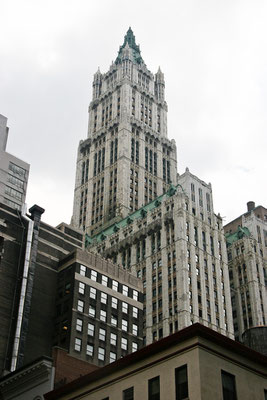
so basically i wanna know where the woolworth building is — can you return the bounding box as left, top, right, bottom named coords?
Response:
left=71, top=28, right=234, bottom=345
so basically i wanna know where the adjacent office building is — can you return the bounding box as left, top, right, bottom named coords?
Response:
left=71, top=28, right=234, bottom=344
left=0, top=114, right=29, bottom=210
left=0, top=202, right=83, bottom=375
left=224, top=202, right=267, bottom=354
left=54, top=249, right=143, bottom=367
left=0, top=201, right=143, bottom=378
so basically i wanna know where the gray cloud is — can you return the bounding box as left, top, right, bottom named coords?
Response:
left=0, top=0, right=266, bottom=225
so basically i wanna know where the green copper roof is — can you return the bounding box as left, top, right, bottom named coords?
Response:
left=115, top=27, right=144, bottom=65
left=85, top=184, right=184, bottom=247
left=225, top=226, right=251, bottom=246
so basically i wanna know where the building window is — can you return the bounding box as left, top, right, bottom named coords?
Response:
left=98, top=347, right=105, bottom=361
left=9, top=161, right=26, bottom=177
left=133, top=290, right=138, bottom=301
left=77, top=300, right=84, bottom=312
left=3, top=197, right=20, bottom=210
left=123, top=387, right=134, bottom=400
left=133, top=306, right=138, bottom=318
left=121, top=337, right=128, bottom=350
left=88, top=323, right=94, bottom=336
left=132, top=324, right=138, bottom=335
left=99, top=328, right=106, bottom=341
left=221, top=370, right=237, bottom=400
left=5, top=185, right=22, bottom=201
left=91, top=269, right=97, bottom=281
left=148, top=376, right=160, bottom=400
left=112, top=280, right=118, bottom=291
left=122, top=302, right=128, bottom=313
left=80, top=265, right=86, bottom=276
left=175, top=365, right=188, bottom=400
left=112, top=297, right=118, bottom=309
left=122, top=285, right=129, bottom=296
left=100, top=309, right=107, bottom=322
left=74, top=338, right=82, bottom=352
left=101, top=292, right=108, bottom=304
left=86, top=344, right=93, bottom=356
left=102, top=275, right=108, bottom=286
left=111, top=315, right=117, bottom=326
left=110, top=332, right=117, bottom=346
left=76, top=318, right=83, bottom=332
left=89, top=287, right=97, bottom=299
left=86, top=344, right=94, bottom=356
left=78, top=282, right=85, bottom=294
left=122, top=319, right=128, bottom=331
left=132, top=342, right=138, bottom=352
left=110, top=351, right=116, bottom=363
left=89, top=305, right=96, bottom=317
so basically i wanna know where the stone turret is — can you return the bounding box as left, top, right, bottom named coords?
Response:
left=92, top=67, right=102, bottom=99
left=155, top=67, right=165, bottom=101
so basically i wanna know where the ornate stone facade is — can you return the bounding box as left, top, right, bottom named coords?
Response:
left=225, top=203, right=267, bottom=346
left=71, top=28, right=177, bottom=235
left=71, top=29, right=234, bottom=344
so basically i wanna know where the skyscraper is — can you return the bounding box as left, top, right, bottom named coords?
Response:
left=72, top=28, right=177, bottom=235
left=0, top=114, right=29, bottom=210
left=72, top=29, right=234, bottom=344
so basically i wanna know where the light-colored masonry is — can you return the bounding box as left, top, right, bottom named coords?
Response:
left=71, top=29, right=234, bottom=344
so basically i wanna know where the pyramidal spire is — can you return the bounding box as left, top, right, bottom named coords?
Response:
left=156, top=66, right=164, bottom=82
left=115, top=27, right=144, bottom=65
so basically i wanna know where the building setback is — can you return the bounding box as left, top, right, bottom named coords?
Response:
left=44, top=323, right=267, bottom=400
left=224, top=202, right=267, bottom=353
left=0, top=114, right=30, bottom=210
left=86, top=172, right=234, bottom=344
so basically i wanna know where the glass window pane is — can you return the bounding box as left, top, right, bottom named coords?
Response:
left=175, top=365, right=188, bottom=400
left=221, top=370, right=237, bottom=400
left=123, top=387, right=134, bottom=400
left=148, top=376, right=160, bottom=400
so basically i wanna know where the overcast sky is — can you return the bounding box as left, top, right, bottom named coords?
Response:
left=1, top=0, right=266, bottom=227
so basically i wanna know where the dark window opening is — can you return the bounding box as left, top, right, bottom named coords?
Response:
left=175, top=364, right=188, bottom=400
left=123, top=386, right=134, bottom=400
left=148, top=376, right=160, bottom=400
left=221, top=370, right=237, bottom=400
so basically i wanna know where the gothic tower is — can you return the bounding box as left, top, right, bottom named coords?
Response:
left=71, top=29, right=234, bottom=345
left=72, top=28, right=177, bottom=235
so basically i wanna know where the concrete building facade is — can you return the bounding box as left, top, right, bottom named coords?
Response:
left=44, top=323, right=267, bottom=400
left=224, top=202, right=267, bottom=352
left=85, top=173, right=234, bottom=344
left=0, top=114, right=30, bottom=210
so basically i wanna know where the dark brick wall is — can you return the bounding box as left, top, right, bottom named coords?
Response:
left=22, top=220, right=83, bottom=366
left=52, top=347, right=99, bottom=388
left=0, top=204, right=84, bottom=374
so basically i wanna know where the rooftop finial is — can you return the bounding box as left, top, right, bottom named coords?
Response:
left=115, top=28, right=144, bottom=65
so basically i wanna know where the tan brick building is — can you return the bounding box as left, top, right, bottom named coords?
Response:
left=44, top=323, right=267, bottom=400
